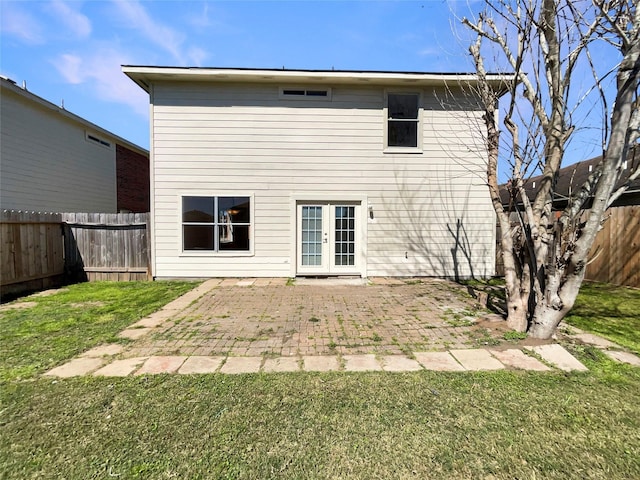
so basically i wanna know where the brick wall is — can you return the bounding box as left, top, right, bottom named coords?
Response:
left=116, top=144, right=149, bottom=213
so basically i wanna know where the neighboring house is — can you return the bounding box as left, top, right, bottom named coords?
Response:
left=0, top=76, right=149, bottom=213
left=497, top=146, right=640, bottom=287
left=123, top=66, right=511, bottom=279
left=499, top=145, right=640, bottom=210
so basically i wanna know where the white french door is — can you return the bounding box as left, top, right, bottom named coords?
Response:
left=297, top=202, right=360, bottom=275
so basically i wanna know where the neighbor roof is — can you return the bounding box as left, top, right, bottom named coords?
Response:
left=500, top=145, right=640, bottom=209
left=122, top=65, right=515, bottom=94
left=0, top=76, right=147, bottom=156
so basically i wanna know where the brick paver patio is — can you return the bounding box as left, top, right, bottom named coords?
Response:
left=41, top=277, right=622, bottom=377
left=122, top=277, right=493, bottom=359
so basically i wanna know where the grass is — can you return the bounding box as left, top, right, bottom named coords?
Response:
left=2, top=355, right=639, bottom=479
left=465, top=279, right=640, bottom=354
left=1, top=281, right=639, bottom=479
left=0, top=281, right=198, bottom=382
left=564, top=282, right=640, bottom=354
left=503, top=330, right=528, bottom=341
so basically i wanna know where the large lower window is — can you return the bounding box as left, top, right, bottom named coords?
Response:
left=387, top=93, right=420, bottom=148
left=182, top=196, right=250, bottom=252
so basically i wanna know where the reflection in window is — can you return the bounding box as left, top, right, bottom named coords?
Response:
left=182, top=196, right=250, bottom=252
left=387, top=93, right=419, bottom=148
left=334, top=206, right=355, bottom=266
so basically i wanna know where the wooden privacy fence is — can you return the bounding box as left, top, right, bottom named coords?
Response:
left=1, top=210, right=150, bottom=298
left=495, top=205, right=640, bottom=288
left=1, top=211, right=66, bottom=297
left=585, top=205, right=639, bottom=288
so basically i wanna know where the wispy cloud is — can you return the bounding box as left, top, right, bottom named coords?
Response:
left=187, top=47, right=208, bottom=67
left=418, top=47, right=440, bottom=57
left=54, top=48, right=148, bottom=117
left=110, top=0, right=209, bottom=65
left=47, top=0, right=92, bottom=38
left=0, top=3, right=45, bottom=44
left=111, top=0, right=185, bottom=63
left=187, top=2, right=212, bottom=29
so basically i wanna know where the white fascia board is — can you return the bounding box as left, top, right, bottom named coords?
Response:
left=122, top=66, right=515, bottom=94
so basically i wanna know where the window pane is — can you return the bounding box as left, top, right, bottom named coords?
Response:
left=184, top=225, right=214, bottom=250
left=388, top=94, right=418, bottom=120
left=218, top=225, right=250, bottom=251
left=183, top=197, right=214, bottom=223
left=388, top=121, right=418, bottom=147
left=218, top=197, right=250, bottom=223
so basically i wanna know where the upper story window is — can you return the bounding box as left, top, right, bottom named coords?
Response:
left=386, top=93, right=420, bottom=149
left=279, top=87, right=332, bottom=101
left=182, top=196, right=251, bottom=252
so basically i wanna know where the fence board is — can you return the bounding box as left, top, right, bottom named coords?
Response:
left=586, top=205, right=640, bottom=288
left=495, top=205, right=639, bottom=288
left=1, top=211, right=65, bottom=297
left=1, top=210, right=150, bottom=298
left=62, top=212, right=150, bottom=282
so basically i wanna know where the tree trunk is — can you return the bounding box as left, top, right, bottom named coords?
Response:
left=505, top=287, right=529, bottom=331
left=528, top=270, right=582, bottom=339
left=528, top=306, right=563, bottom=339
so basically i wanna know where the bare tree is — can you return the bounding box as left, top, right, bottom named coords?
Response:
left=462, top=0, right=639, bottom=338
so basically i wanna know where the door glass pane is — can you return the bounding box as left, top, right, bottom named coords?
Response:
left=302, top=206, right=322, bottom=266
left=334, top=206, right=355, bottom=266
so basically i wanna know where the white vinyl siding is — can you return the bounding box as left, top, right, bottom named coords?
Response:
left=0, top=86, right=117, bottom=213
left=150, top=81, right=494, bottom=278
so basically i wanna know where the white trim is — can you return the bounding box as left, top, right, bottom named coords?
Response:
left=122, top=66, right=515, bottom=93
left=289, top=193, right=367, bottom=277
left=383, top=90, right=423, bottom=152
left=278, top=86, right=332, bottom=101
left=177, top=191, right=255, bottom=257
left=149, top=85, right=156, bottom=277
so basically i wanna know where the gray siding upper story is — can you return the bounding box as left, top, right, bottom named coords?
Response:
left=1, top=78, right=141, bottom=213
left=123, top=68, right=509, bottom=279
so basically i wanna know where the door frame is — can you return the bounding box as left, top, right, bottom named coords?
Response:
left=290, top=193, right=368, bottom=278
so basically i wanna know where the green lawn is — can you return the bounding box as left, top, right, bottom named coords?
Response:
left=1, top=281, right=639, bottom=479
left=564, top=282, right=640, bottom=354
left=0, top=281, right=197, bottom=382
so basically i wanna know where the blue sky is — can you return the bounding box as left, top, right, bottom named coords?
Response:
left=1, top=0, right=480, bottom=151
left=1, top=0, right=617, bottom=177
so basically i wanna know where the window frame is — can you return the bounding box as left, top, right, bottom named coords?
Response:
left=279, top=86, right=332, bottom=101
left=85, top=131, right=113, bottom=149
left=383, top=91, right=423, bottom=153
left=179, top=193, right=254, bottom=257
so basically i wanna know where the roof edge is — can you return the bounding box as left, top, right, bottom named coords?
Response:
left=0, top=77, right=148, bottom=156
left=122, top=65, right=515, bottom=94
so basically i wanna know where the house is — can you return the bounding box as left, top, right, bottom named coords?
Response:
left=499, top=145, right=640, bottom=210
left=0, top=76, right=149, bottom=213
left=123, top=66, right=511, bottom=279
left=496, top=146, right=640, bottom=287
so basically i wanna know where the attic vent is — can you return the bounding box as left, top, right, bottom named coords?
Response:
left=279, top=87, right=332, bottom=100
left=85, top=132, right=112, bottom=148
